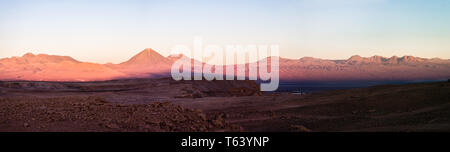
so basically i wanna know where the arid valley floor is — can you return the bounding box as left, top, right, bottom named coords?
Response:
left=0, top=78, right=449, bottom=132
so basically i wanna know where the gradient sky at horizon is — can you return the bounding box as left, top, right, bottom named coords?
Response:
left=0, top=0, right=449, bottom=63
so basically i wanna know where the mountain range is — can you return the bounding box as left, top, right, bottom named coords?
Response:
left=0, top=48, right=449, bottom=82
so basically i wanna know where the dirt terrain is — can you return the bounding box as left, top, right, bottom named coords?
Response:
left=0, top=78, right=449, bottom=132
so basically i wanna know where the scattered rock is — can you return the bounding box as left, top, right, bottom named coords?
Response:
left=230, top=124, right=244, bottom=132
left=269, top=111, right=277, bottom=117
left=94, top=97, right=108, bottom=103
left=211, top=120, right=224, bottom=128
left=174, top=91, right=203, bottom=99
left=23, top=122, right=30, bottom=128
left=0, top=96, right=241, bottom=132
left=198, top=113, right=207, bottom=121
left=117, top=104, right=126, bottom=107
left=290, top=125, right=312, bottom=132
left=350, top=96, right=360, bottom=99
left=106, top=123, right=120, bottom=129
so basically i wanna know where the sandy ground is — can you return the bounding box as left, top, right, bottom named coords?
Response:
left=0, top=78, right=449, bottom=132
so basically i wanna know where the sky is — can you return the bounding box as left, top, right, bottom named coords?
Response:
left=0, top=0, right=449, bottom=63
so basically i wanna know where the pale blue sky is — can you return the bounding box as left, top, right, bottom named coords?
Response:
left=0, top=0, right=449, bottom=63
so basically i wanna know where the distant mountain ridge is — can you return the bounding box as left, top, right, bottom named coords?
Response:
left=277, top=55, right=450, bottom=82
left=0, top=52, right=126, bottom=81
left=0, top=48, right=449, bottom=82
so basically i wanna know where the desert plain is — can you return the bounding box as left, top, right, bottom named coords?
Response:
left=0, top=78, right=449, bottom=132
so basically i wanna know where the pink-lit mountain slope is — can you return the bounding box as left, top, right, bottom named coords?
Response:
left=0, top=49, right=449, bottom=82
left=0, top=53, right=126, bottom=81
